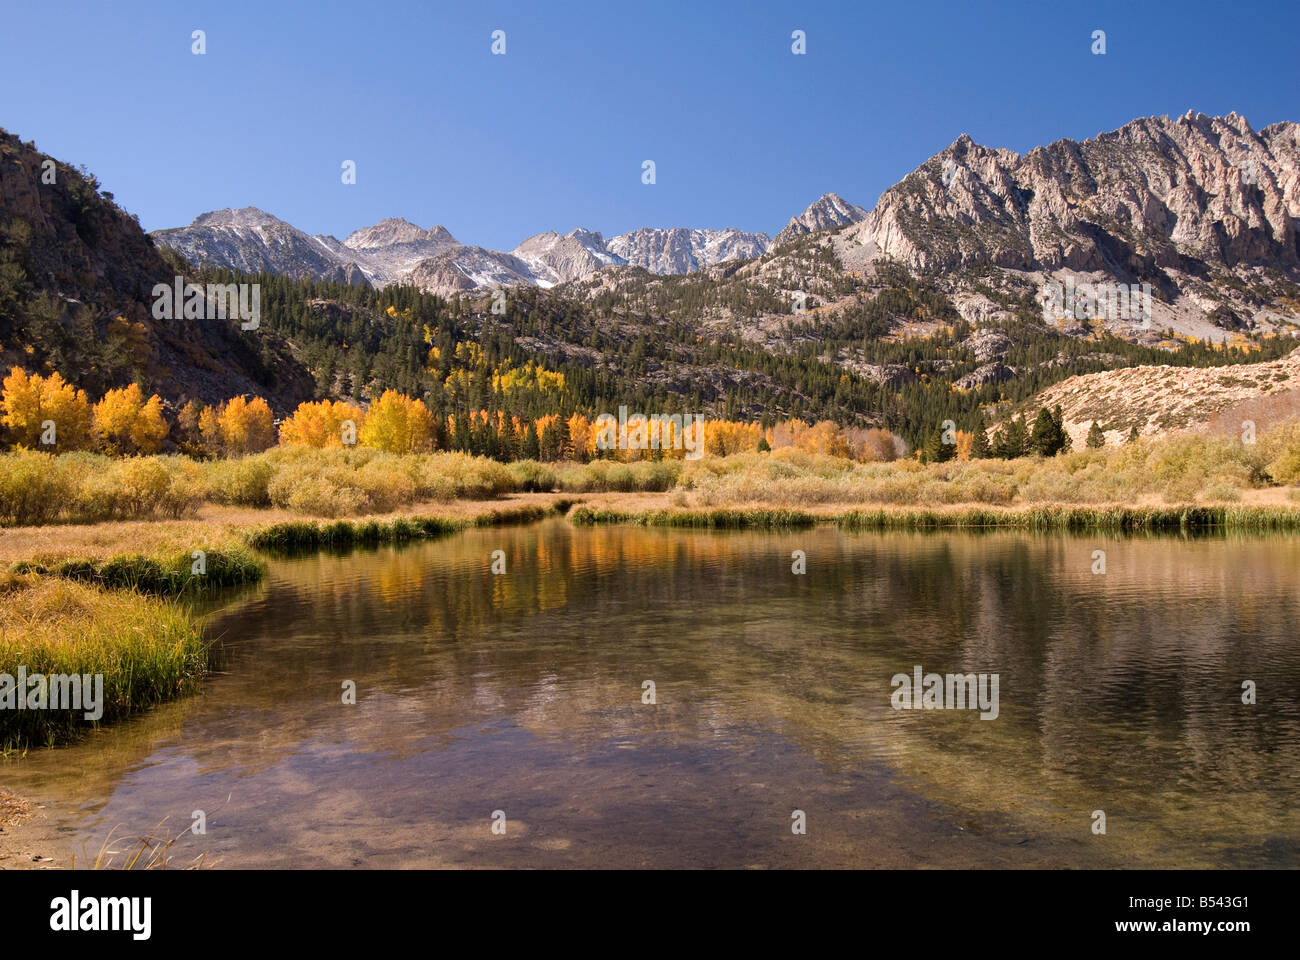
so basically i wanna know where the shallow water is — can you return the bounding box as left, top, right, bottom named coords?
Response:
left=6, top=519, right=1299, bottom=868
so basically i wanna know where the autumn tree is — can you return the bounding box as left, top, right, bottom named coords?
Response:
left=93, top=383, right=169, bottom=454
left=1, top=367, right=94, bottom=450
left=358, top=390, right=433, bottom=453
left=217, top=396, right=276, bottom=455
left=280, top=399, right=366, bottom=448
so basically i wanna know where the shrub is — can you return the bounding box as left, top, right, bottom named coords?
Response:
left=0, top=451, right=70, bottom=524
left=203, top=456, right=274, bottom=507
left=509, top=460, right=558, bottom=492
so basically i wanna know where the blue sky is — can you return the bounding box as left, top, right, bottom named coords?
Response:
left=2, top=0, right=1297, bottom=248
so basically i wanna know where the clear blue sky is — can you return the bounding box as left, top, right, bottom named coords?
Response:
left=2, top=0, right=1296, bottom=248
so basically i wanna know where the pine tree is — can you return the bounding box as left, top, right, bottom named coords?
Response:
left=1086, top=421, right=1106, bottom=448
left=1002, top=414, right=1028, bottom=458
left=1126, top=425, right=1140, bottom=444
left=1030, top=407, right=1059, bottom=457
left=970, top=412, right=990, bottom=459
left=1052, top=404, right=1071, bottom=454
left=554, top=414, right=572, bottom=461
left=923, top=424, right=955, bottom=463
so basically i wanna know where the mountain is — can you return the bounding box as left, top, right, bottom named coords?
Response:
left=338, top=218, right=458, bottom=282
left=406, top=245, right=537, bottom=294
left=773, top=193, right=868, bottom=248
left=151, top=208, right=376, bottom=288
left=0, top=129, right=316, bottom=410
left=152, top=212, right=774, bottom=296
left=8, top=113, right=1299, bottom=448
left=511, top=229, right=626, bottom=287
left=605, top=227, right=770, bottom=274
left=839, top=111, right=1300, bottom=335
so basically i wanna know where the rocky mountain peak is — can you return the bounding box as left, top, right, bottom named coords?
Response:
left=343, top=217, right=454, bottom=250
left=773, top=192, right=868, bottom=247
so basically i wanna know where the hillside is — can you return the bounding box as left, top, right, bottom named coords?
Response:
left=1029, top=347, right=1300, bottom=445
left=0, top=128, right=315, bottom=409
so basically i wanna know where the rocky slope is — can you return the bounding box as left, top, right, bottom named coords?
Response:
left=1028, top=346, right=1300, bottom=445
left=840, top=112, right=1300, bottom=335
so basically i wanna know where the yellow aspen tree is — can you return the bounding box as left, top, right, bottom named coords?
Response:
left=197, top=404, right=222, bottom=455
left=94, top=383, right=148, bottom=454
left=1, top=367, right=95, bottom=450
left=359, top=390, right=433, bottom=453
left=218, top=396, right=275, bottom=455
left=280, top=399, right=365, bottom=447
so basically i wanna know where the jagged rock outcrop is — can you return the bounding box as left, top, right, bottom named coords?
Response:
left=845, top=113, right=1300, bottom=278
left=511, top=229, right=626, bottom=286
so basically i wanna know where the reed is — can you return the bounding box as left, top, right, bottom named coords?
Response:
left=10, top=547, right=264, bottom=595
left=0, top=574, right=209, bottom=749
left=570, top=502, right=1300, bottom=532
left=569, top=506, right=818, bottom=528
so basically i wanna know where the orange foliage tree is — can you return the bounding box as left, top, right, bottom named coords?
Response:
left=279, top=399, right=366, bottom=448
left=93, top=383, right=169, bottom=454
left=1, top=367, right=95, bottom=450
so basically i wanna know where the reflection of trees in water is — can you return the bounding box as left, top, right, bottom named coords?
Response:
left=186, top=523, right=1300, bottom=864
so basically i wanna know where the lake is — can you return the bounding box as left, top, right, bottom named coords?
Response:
left=6, top=518, right=1299, bottom=868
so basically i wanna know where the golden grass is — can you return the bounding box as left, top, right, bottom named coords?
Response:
left=0, top=574, right=208, bottom=748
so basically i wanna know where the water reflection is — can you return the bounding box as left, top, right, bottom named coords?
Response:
left=5, top=520, right=1298, bottom=868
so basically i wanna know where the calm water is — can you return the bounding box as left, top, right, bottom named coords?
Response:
left=6, top=519, right=1299, bottom=868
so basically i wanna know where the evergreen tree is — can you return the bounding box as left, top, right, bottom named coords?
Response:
left=1030, top=407, right=1059, bottom=457
left=1086, top=421, right=1106, bottom=448
left=1126, top=425, right=1140, bottom=444
left=522, top=422, right=540, bottom=460
left=1053, top=404, right=1071, bottom=454
left=923, top=424, right=955, bottom=463
left=1002, top=414, right=1028, bottom=458
left=970, top=412, right=990, bottom=459
left=554, top=415, right=572, bottom=461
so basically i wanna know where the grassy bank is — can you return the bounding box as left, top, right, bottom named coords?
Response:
left=0, top=574, right=208, bottom=750
left=569, top=506, right=818, bottom=528
left=571, top=502, right=1300, bottom=532
left=247, top=499, right=578, bottom=553
left=9, top=547, right=264, bottom=595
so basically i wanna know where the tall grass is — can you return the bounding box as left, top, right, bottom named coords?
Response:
left=569, top=506, right=818, bottom=528
left=0, top=574, right=209, bottom=749
left=570, top=503, right=1300, bottom=531
left=9, top=547, right=264, bottom=595
left=2, top=417, right=1298, bottom=526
